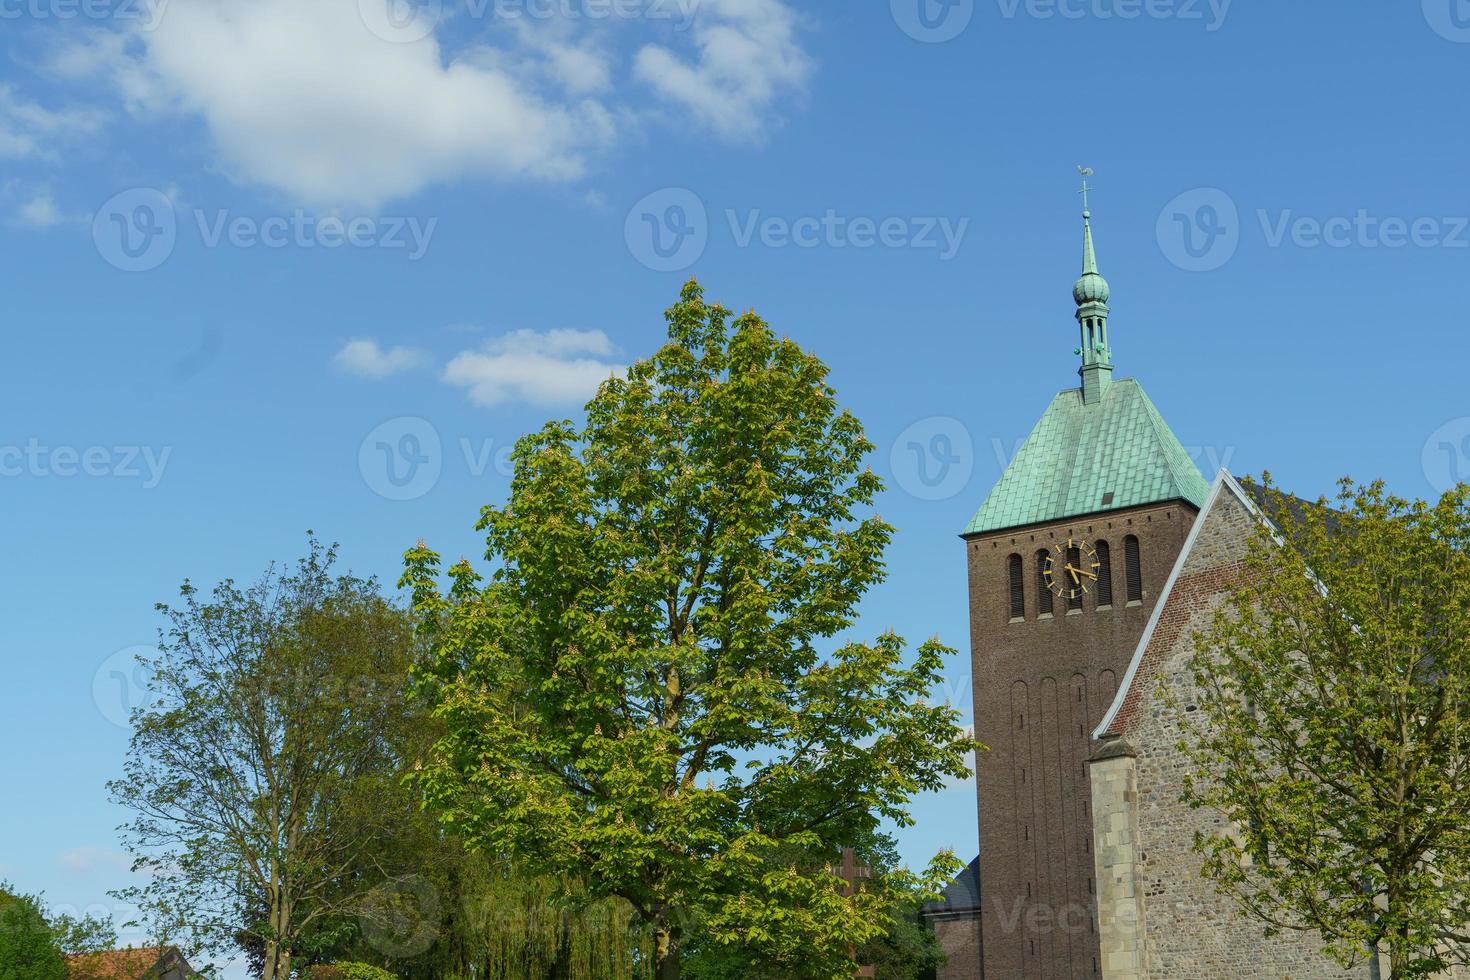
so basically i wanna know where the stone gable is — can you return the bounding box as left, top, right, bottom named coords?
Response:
left=1090, top=479, right=1404, bottom=978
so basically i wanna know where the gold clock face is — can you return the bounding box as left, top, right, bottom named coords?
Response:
left=1043, top=538, right=1100, bottom=600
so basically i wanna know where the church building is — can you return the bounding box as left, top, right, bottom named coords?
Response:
left=925, top=191, right=1422, bottom=979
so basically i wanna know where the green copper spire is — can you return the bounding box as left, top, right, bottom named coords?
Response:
left=1073, top=168, right=1113, bottom=404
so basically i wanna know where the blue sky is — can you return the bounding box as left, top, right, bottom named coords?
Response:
left=3, top=0, right=1469, bottom=973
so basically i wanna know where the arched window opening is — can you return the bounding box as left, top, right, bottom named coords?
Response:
left=1125, top=535, right=1143, bottom=603
left=1008, top=554, right=1025, bottom=620
left=1095, top=540, right=1114, bottom=607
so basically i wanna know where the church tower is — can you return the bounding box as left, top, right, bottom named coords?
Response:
left=959, top=180, right=1210, bottom=978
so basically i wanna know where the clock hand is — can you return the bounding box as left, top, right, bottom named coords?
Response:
left=1065, top=563, right=1098, bottom=581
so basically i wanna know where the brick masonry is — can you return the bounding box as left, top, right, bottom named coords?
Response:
left=965, top=500, right=1197, bottom=979
left=932, top=913, right=984, bottom=980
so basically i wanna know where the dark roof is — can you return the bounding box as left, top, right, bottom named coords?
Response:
left=922, top=854, right=981, bottom=914
left=1238, top=480, right=1342, bottom=532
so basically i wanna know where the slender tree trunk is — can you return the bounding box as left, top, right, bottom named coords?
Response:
left=1386, top=928, right=1409, bottom=980
left=1367, top=943, right=1382, bottom=980
left=262, top=941, right=278, bottom=980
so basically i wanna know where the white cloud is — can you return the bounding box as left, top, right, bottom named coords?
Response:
left=635, top=0, right=811, bottom=141
left=541, top=41, right=614, bottom=96
left=47, top=0, right=807, bottom=206
left=66, top=0, right=616, bottom=208
left=59, top=846, right=132, bottom=874
left=443, top=328, right=624, bottom=407
left=0, top=85, right=104, bottom=160
left=16, top=191, right=64, bottom=228
left=332, top=338, right=429, bottom=379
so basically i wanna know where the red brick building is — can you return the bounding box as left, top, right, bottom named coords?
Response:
left=925, top=191, right=1210, bottom=979
left=924, top=190, right=1410, bottom=979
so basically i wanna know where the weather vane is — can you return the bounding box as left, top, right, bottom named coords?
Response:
left=1078, top=166, right=1094, bottom=215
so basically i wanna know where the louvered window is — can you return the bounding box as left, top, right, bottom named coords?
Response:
left=1008, top=554, right=1025, bottom=619
left=1125, top=535, right=1143, bottom=602
left=1036, top=550, right=1053, bottom=615
left=1095, top=540, right=1114, bottom=607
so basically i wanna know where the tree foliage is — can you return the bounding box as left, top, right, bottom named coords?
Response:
left=111, top=539, right=423, bottom=980
left=306, top=962, right=399, bottom=980
left=0, top=885, right=65, bottom=980
left=1182, top=477, right=1470, bottom=979
left=404, top=280, right=973, bottom=978
left=49, top=909, right=117, bottom=956
left=313, top=843, right=646, bottom=980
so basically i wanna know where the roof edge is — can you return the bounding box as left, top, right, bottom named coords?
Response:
left=1091, top=469, right=1263, bottom=739
left=1135, top=383, right=1211, bottom=508
left=959, top=495, right=1201, bottom=540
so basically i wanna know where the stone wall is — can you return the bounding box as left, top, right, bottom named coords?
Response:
left=1090, top=742, right=1147, bottom=980
left=1097, top=483, right=1378, bottom=978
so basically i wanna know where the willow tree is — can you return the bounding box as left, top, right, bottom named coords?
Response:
left=1183, top=478, right=1470, bottom=979
left=404, top=280, right=972, bottom=979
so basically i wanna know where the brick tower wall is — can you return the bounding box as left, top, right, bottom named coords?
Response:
left=965, top=500, right=1196, bottom=980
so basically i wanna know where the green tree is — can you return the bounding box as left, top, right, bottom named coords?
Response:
left=680, top=836, right=953, bottom=980
left=50, top=909, right=117, bottom=955
left=0, top=885, right=65, bottom=980
left=306, top=963, right=399, bottom=980
left=404, top=281, right=973, bottom=979
left=310, top=829, right=646, bottom=980
left=111, top=539, right=423, bottom=980
left=858, top=897, right=948, bottom=980
left=1182, top=477, right=1470, bottom=979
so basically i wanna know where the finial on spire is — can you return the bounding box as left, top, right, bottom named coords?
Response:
left=1072, top=168, right=1113, bottom=404
left=1078, top=166, right=1100, bottom=277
